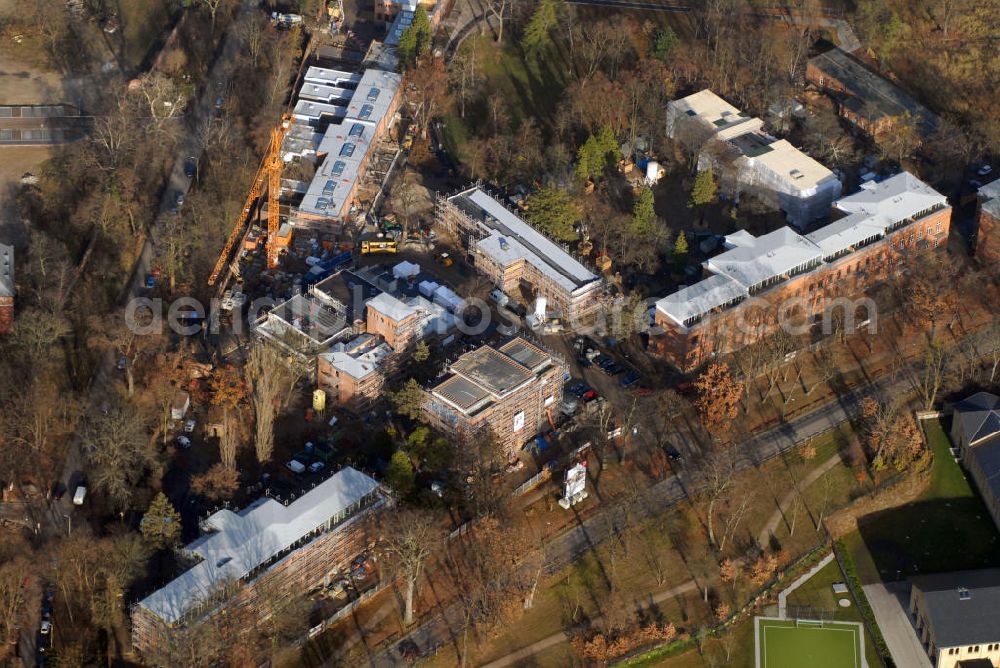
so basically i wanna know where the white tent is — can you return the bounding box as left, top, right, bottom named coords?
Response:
left=392, top=261, right=420, bottom=280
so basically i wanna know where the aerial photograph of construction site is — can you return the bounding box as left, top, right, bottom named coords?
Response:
left=2, top=0, right=1000, bottom=667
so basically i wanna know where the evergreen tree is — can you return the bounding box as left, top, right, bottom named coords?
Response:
left=413, top=340, right=430, bottom=363
left=574, top=125, right=619, bottom=182
left=385, top=450, right=416, bottom=496
left=524, top=185, right=581, bottom=241
left=140, top=492, right=181, bottom=550
left=398, top=6, right=432, bottom=69
left=673, top=230, right=689, bottom=266
left=652, top=27, right=679, bottom=61
left=392, top=378, right=425, bottom=420
left=522, top=0, right=559, bottom=52
left=631, top=187, right=657, bottom=238
left=688, top=169, right=717, bottom=211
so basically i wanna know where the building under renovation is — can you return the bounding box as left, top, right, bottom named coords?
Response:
left=422, top=337, right=566, bottom=458
left=436, top=186, right=604, bottom=322
left=666, top=89, right=842, bottom=228
left=131, top=467, right=385, bottom=661
left=282, top=64, right=403, bottom=231
left=0, top=243, right=12, bottom=334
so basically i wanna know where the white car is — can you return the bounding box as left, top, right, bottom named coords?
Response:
left=978, top=164, right=993, bottom=177
left=40, top=621, right=52, bottom=635
left=286, top=459, right=306, bottom=474
left=308, top=461, right=325, bottom=473
left=183, top=419, right=196, bottom=433
left=176, top=435, right=192, bottom=448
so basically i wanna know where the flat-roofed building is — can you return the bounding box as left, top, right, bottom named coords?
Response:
left=422, top=337, right=566, bottom=457
left=131, top=467, right=384, bottom=662
left=317, top=334, right=394, bottom=409
left=652, top=172, right=951, bottom=370
left=0, top=243, right=12, bottom=334
left=807, top=47, right=938, bottom=138
left=436, top=187, right=603, bottom=322
left=666, top=89, right=842, bottom=228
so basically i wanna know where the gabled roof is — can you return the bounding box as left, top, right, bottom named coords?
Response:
left=0, top=243, right=12, bottom=298
left=911, top=568, right=1000, bottom=647
left=954, top=392, right=1000, bottom=447
left=138, top=467, right=381, bottom=625
left=655, top=274, right=748, bottom=327
left=706, top=227, right=822, bottom=290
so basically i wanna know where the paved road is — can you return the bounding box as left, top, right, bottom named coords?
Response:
left=863, top=582, right=932, bottom=668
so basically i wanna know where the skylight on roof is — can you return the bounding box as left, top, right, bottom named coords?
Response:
left=366, top=87, right=380, bottom=101
left=349, top=123, right=364, bottom=138
left=339, top=143, right=356, bottom=158
left=331, top=160, right=346, bottom=177
left=359, top=104, right=373, bottom=119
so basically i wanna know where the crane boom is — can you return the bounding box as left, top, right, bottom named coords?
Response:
left=207, top=114, right=291, bottom=286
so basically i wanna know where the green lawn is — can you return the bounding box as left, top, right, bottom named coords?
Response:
left=846, top=418, right=1000, bottom=584
left=756, top=618, right=864, bottom=668
left=784, top=558, right=883, bottom=666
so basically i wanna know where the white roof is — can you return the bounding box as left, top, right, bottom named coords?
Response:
left=807, top=172, right=947, bottom=258
left=745, top=139, right=837, bottom=192
left=459, top=188, right=600, bottom=295
left=321, top=342, right=393, bottom=380
left=393, top=260, right=420, bottom=279
left=655, top=274, right=747, bottom=327
left=138, top=467, right=380, bottom=625
left=366, top=291, right=419, bottom=322
left=0, top=243, right=12, bottom=298
left=706, top=227, right=822, bottom=289
left=298, top=68, right=402, bottom=220
left=302, top=66, right=362, bottom=88
left=669, top=89, right=762, bottom=140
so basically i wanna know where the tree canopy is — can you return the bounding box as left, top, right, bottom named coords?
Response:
left=385, top=450, right=416, bottom=496
left=521, top=0, right=560, bottom=52
left=140, top=492, right=182, bottom=550
left=688, top=169, right=717, bottom=209
left=630, top=187, right=656, bottom=238
left=524, top=185, right=581, bottom=242
left=574, top=125, right=618, bottom=182
left=398, top=6, right=432, bottom=68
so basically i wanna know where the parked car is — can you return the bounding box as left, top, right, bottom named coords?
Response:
left=72, top=486, right=86, bottom=506
left=40, top=621, right=51, bottom=636
left=176, top=435, right=192, bottom=448
left=978, top=164, right=993, bottom=177
left=621, top=371, right=641, bottom=387
left=581, top=389, right=598, bottom=402
left=285, top=459, right=306, bottom=474
left=308, top=461, right=325, bottom=473
left=575, top=355, right=591, bottom=367
left=183, top=157, right=197, bottom=178
left=566, top=382, right=587, bottom=397
left=183, top=419, right=196, bottom=433
left=489, top=288, right=509, bottom=307
left=603, top=363, right=625, bottom=376
left=594, top=354, right=613, bottom=368
left=174, top=191, right=185, bottom=206
left=665, top=447, right=683, bottom=462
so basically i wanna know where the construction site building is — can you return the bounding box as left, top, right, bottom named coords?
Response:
left=131, top=467, right=384, bottom=662
left=436, top=186, right=603, bottom=322
left=666, top=89, right=842, bottom=228
left=283, top=66, right=403, bottom=231
left=422, top=337, right=566, bottom=458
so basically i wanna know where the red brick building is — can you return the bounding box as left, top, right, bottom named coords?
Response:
left=131, top=468, right=384, bottom=662
left=975, top=181, right=1000, bottom=268
left=653, top=172, right=951, bottom=370
left=422, top=338, right=566, bottom=458
left=0, top=243, right=13, bottom=334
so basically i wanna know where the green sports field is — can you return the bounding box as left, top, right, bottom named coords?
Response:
left=755, top=617, right=866, bottom=668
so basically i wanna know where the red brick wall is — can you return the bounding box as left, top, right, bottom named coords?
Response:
left=976, top=208, right=1000, bottom=268
left=653, top=207, right=952, bottom=370
left=0, top=297, right=11, bottom=334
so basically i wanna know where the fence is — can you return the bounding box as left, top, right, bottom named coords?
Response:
left=302, top=583, right=388, bottom=644
left=832, top=540, right=894, bottom=667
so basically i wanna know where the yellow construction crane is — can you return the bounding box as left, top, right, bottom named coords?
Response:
left=207, top=114, right=292, bottom=287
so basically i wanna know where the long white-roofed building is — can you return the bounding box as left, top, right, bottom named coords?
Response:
left=131, top=467, right=385, bottom=660
left=653, top=172, right=951, bottom=370
left=436, top=186, right=604, bottom=322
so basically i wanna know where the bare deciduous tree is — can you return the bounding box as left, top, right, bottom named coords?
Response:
left=379, top=508, right=444, bottom=625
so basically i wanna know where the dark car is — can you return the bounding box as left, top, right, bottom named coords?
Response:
left=621, top=371, right=640, bottom=387
left=665, top=447, right=682, bottom=462
left=595, top=354, right=613, bottom=368
left=183, top=157, right=197, bottom=178
left=603, top=363, right=625, bottom=376
left=575, top=356, right=591, bottom=367
left=566, top=382, right=587, bottom=397
left=51, top=482, right=66, bottom=502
